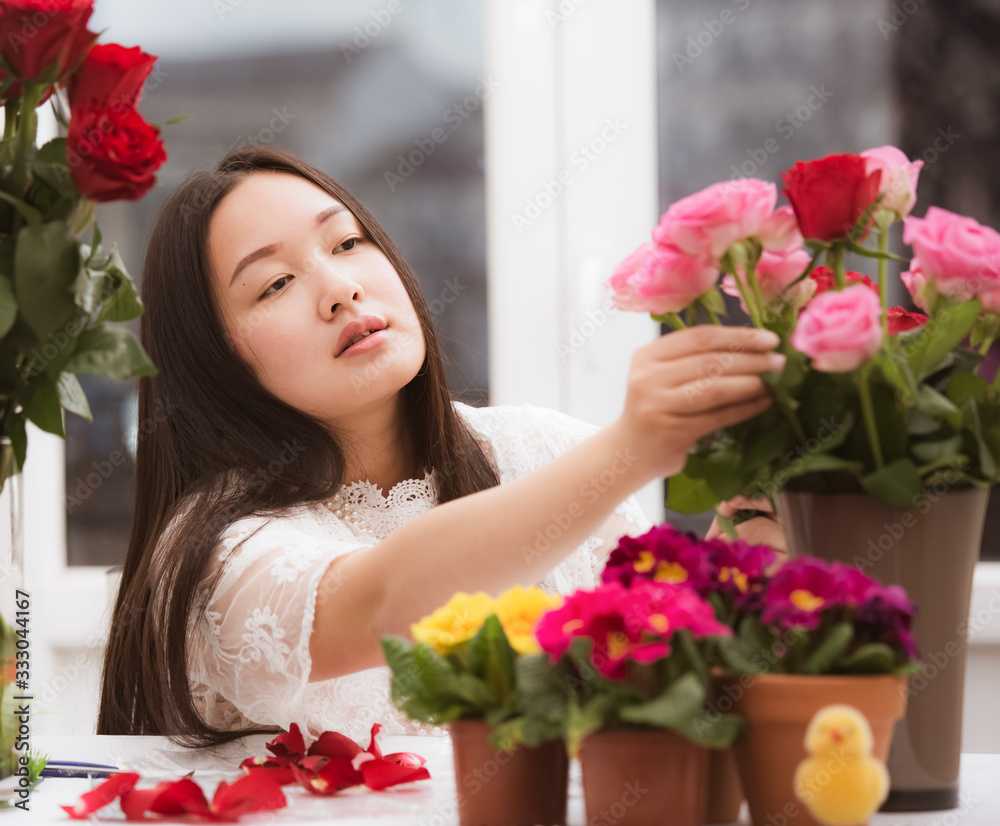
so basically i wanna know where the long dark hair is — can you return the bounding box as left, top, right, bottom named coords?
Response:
left=97, top=146, right=500, bottom=747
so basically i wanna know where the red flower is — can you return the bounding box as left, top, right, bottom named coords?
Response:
left=67, top=103, right=166, bottom=201
left=887, top=306, right=928, bottom=335
left=809, top=265, right=877, bottom=296
left=781, top=153, right=882, bottom=242
left=68, top=42, right=157, bottom=110
left=0, top=0, right=94, bottom=88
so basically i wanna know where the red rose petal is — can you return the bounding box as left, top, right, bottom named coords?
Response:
left=119, top=784, right=171, bottom=821
left=359, top=759, right=431, bottom=791
left=210, top=773, right=287, bottom=818
left=382, top=752, right=428, bottom=768
left=61, top=771, right=140, bottom=819
left=366, top=722, right=384, bottom=759
left=307, top=730, right=364, bottom=760
left=147, top=777, right=212, bottom=818
left=266, top=722, right=306, bottom=758
left=294, top=757, right=364, bottom=795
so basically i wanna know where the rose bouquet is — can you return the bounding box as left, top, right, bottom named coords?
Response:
left=608, top=148, right=1000, bottom=514
left=0, top=0, right=168, bottom=490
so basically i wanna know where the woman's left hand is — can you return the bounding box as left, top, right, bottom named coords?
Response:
left=705, top=495, right=788, bottom=562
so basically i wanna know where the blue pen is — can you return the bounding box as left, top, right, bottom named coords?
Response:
left=40, top=760, right=119, bottom=779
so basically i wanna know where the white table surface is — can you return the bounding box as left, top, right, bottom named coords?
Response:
left=11, top=734, right=999, bottom=824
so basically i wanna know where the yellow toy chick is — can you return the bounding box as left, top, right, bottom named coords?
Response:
left=793, top=704, right=889, bottom=826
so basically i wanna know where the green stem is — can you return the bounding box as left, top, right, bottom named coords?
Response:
left=655, top=312, right=686, bottom=331
left=877, top=228, right=889, bottom=337
left=830, top=245, right=846, bottom=290
left=3, top=100, right=16, bottom=139
left=858, top=365, right=884, bottom=470
left=744, top=255, right=767, bottom=323
left=11, top=83, right=40, bottom=200
left=702, top=305, right=721, bottom=326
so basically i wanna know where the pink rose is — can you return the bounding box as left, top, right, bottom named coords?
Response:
left=900, top=261, right=929, bottom=311
left=722, top=247, right=814, bottom=311
left=791, top=284, right=883, bottom=372
left=606, top=242, right=656, bottom=312
left=861, top=145, right=923, bottom=219
left=902, top=207, right=1000, bottom=302
left=652, top=179, right=802, bottom=261
left=605, top=242, right=719, bottom=315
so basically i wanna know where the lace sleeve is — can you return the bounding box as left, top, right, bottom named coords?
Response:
left=187, top=515, right=376, bottom=734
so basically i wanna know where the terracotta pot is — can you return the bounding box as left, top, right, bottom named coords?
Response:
left=579, top=728, right=708, bottom=826
left=723, top=673, right=907, bottom=826
left=705, top=747, right=743, bottom=824
left=778, top=487, right=988, bottom=811
left=449, top=719, right=568, bottom=826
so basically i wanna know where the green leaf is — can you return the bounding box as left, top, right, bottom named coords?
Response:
left=0, top=190, right=42, bottom=227
left=14, top=221, right=80, bottom=341
left=0, top=273, right=16, bottom=338
left=96, top=251, right=144, bottom=323
left=716, top=615, right=775, bottom=674
left=911, top=435, right=963, bottom=465
left=37, top=136, right=68, bottom=167
left=22, top=375, right=64, bottom=437
left=906, top=410, right=943, bottom=436
left=666, top=468, right=719, bottom=514
left=961, top=398, right=997, bottom=479
left=782, top=453, right=864, bottom=480
left=838, top=642, right=897, bottom=674
left=567, top=695, right=614, bottom=758
left=63, top=324, right=157, bottom=380
left=800, top=622, right=854, bottom=674
left=908, top=299, right=981, bottom=379
left=619, top=672, right=706, bottom=734
left=860, top=459, right=923, bottom=507
left=948, top=373, right=990, bottom=407
left=468, top=614, right=516, bottom=704
left=413, top=643, right=462, bottom=699
left=914, top=385, right=961, bottom=427
left=698, top=287, right=726, bottom=316
left=56, top=372, right=92, bottom=421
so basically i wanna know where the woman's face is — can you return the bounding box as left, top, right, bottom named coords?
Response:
left=208, top=172, right=426, bottom=427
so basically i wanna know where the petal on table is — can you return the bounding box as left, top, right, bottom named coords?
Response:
left=61, top=771, right=140, bottom=819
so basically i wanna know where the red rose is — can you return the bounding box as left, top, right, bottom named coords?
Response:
left=0, top=0, right=94, bottom=85
left=67, top=104, right=166, bottom=201
left=781, top=153, right=882, bottom=242
left=67, top=42, right=156, bottom=111
left=809, top=265, right=878, bottom=295
left=887, top=306, right=928, bottom=335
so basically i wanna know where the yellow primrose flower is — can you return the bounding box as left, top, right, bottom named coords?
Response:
left=410, top=592, right=498, bottom=655
left=495, top=585, right=564, bottom=655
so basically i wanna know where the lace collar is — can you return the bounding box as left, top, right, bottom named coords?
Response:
left=321, top=468, right=438, bottom=539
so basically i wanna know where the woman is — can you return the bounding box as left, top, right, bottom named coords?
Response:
left=98, top=146, right=785, bottom=748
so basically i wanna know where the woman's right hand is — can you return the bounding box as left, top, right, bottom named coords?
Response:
left=613, top=325, right=786, bottom=483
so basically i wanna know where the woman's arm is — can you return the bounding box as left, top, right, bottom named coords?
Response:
left=309, top=325, right=784, bottom=680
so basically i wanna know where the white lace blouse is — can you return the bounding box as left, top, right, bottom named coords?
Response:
left=184, top=401, right=653, bottom=744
